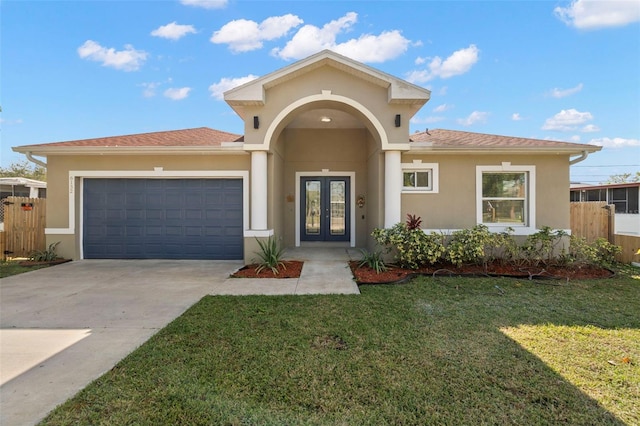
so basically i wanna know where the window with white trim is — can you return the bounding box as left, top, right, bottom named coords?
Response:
left=477, top=164, right=535, bottom=230
left=402, top=162, right=439, bottom=193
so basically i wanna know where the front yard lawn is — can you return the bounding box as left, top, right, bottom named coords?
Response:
left=0, top=261, right=51, bottom=278
left=41, top=267, right=640, bottom=425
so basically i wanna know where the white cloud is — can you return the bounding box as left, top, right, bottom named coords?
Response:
left=0, top=118, right=23, bottom=125
left=457, top=111, right=489, bottom=126
left=554, top=0, right=640, bottom=30
left=433, top=104, right=453, bottom=113
left=140, top=82, right=160, bottom=98
left=164, top=87, right=191, bottom=100
left=570, top=135, right=582, bottom=142
left=271, top=12, right=411, bottom=63
left=180, top=0, right=227, bottom=9
left=406, top=45, right=480, bottom=83
left=209, top=74, right=259, bottom=100
left=211, top=14, right=303, bottom=53
left=547, top=83, right=584, bottom=98
left=582, top=124, right=600, bottom=132
left=77, top=40, right=148, bottom=71
left=542, top=108, right=594, bottom=131
left=511, top=113, right=523, bottom=121
left=411, top=116, right=446, bottom=124
left=415, top=56, right=427, bottom=65
left=588, top=137, right=640, bottom=148
left=151, top=22, right=197, bottom=40
left=331, top=30, right=411, bottom=63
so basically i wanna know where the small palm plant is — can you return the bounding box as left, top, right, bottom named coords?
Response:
left=29, top=242, right=60, bottom=262
left=358, top=248, right=387, bottom=274
left=254, top=236, right=286, bottom=274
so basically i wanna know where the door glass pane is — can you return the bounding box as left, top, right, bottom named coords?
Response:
left=329, top=181, right=345, bottom=236
left=305, top=181, right=321, bottom=235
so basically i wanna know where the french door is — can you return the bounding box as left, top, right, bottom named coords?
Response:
left=300, top=177, right=350, bottom=242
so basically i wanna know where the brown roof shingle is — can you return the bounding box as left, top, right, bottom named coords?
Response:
left=410, top=128, right=599, bottom=150
left=18, top=127, right=243, bottom=149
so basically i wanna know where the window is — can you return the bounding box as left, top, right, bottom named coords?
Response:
left=609, top=187, right=639, bottom=214
left=403, top=170, right=431, bottom=190
left=477, top=164, right=535, bottom=231
left=402, top=162, right=439, bottom=193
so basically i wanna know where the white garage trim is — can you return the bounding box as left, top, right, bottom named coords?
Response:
left=46, top=170, right=250, bottom=249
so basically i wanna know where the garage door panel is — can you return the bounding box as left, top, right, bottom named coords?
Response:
left=83, top=178, right=243, bottom=259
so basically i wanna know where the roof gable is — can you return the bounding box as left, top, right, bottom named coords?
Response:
left=224, top=50, right=431, bottom=110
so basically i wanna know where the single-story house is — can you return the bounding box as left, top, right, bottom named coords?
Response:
left=570, top=182, right=640, bottom=235
left=0, top=177, right=47, bottom=199
left=13, top=50, right=601, bottom=262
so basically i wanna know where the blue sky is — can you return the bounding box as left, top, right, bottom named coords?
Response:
left=1, top=0, right=639, bottom=183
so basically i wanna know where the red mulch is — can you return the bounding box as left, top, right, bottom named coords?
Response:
left=349, top=260, right=614, bottom=284
left=229, top=259, right=613, bottom=283
left=230, top=261, right=304, bottom=279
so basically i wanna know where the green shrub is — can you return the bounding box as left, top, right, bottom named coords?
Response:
left=591, top=238, right=621, bottom=267
left=491, top=227, right=524, bottom=266
left=445, top=225, right=495, bottom=267
left=372, top=222, right=445, bottom=269
left=358, top=249, right=387, bottom=273
left=29, top=242, right=60, bottom=262
left=522, top=226, right=568, bottom=266
left=254, top=237, right=286, bottom=274
left=564, top=236, right=621, bottom=268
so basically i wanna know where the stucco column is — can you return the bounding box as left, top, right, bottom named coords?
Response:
left=384, top=150, right=402, bottom=227
left=251, top=150, right=268, bottom=230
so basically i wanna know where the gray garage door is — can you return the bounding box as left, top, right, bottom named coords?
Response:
left=83, top=178, right=243, bottom=259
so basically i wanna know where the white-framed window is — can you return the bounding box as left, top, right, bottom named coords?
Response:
left=402, top=161, right=439, bottom=193
left=476, top=163, right=535, bottom=231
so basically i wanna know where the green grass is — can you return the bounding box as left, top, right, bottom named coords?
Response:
left=41, top=267, right=640, bottom=425
left=0, top=261, right=50, bottom=278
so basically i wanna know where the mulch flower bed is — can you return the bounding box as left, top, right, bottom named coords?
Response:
left=349, top=261, right=615, bottom=284
left=17, top=258, right=71, bottom=267
left=230, top=260, right=304, bottom=279
left=229, top=259, right=614, bottom=283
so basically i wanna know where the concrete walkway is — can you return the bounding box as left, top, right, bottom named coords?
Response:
left=0, top=249, right=359, bottom=425
left=213, top=246, right=361, bottom=295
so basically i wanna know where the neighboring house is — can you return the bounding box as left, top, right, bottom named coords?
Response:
left=0, top=177, right=46, bottom=232
left=0, top=177, right=47, bottom=199
left=570, top=182, right=640, bottom=235
left=12, top=50, right=601, bottom=262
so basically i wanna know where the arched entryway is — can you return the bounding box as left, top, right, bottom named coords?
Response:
left=263, top=95, right=386, bottom=248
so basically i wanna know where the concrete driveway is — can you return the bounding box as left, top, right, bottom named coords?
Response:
left=0, top=259, right=241, bottom=426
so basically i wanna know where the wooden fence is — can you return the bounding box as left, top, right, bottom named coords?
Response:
left=0, top=231, right=5, bottom=262
left=570, top=201, right=640, bottom=264
left=2, top=196, right=46, bottom=259
left=570, top=201, right=614, bottom=243
left=614, top=234, right=640, bottom=264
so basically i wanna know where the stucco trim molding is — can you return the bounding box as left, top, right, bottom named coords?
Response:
left=45, top=170, right=251, bottom=247
left=244, top=91, right=410, bottom=152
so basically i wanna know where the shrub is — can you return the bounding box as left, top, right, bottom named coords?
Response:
left=29, top=242, right=60, bottom=262
left=522, top=226, right=568, bottom=266
left=591, top=238, right=621, bottom=267
left=358, top=249, right=387, bottom=273
left=254, top=236, right=286, bottom=274
left=445, top=225, right=495, bottom=267
left=372, top=222, right=445, bottom=270
left=406, top=213, right=422, bottom=230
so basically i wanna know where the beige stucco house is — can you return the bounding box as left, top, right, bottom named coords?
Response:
left=13, top=50, right=601, bottom=262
